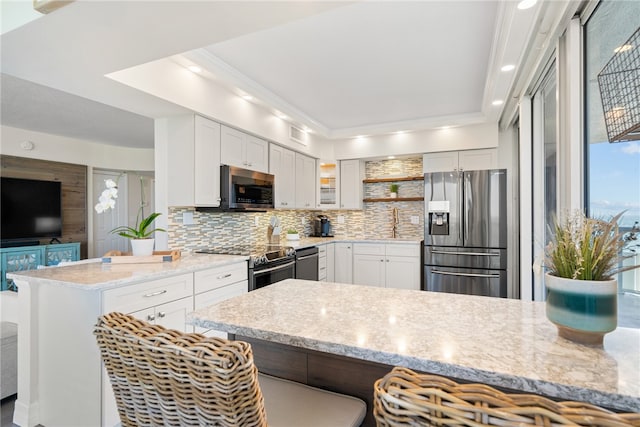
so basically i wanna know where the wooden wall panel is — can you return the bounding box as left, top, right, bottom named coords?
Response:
left=1, top=155, right=88, bottom=258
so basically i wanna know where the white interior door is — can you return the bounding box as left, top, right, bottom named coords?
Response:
left=93, top=170, right=128, bottom=256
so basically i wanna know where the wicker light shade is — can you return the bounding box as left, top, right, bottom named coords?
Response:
left=94, top=312, right=267, bottom=427
left=597, top=26, right=640, bottom=143
left=374, top=367, right=640, bottom=426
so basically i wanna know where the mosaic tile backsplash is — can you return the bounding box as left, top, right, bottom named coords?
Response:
left=168, top=157, right=424, bottom=251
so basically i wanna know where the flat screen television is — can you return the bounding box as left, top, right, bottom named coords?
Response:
left=1, top=177, right=62, bottom=245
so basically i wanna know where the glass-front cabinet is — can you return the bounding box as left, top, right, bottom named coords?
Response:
left=316, top=161, right=340, bottom=209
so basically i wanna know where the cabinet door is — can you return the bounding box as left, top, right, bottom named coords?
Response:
left=220, top=125, right=247, bottom=169
left=1, top=247, right=45, bottom=291
left=423, top=151, right=459, bottom=173
left=340, top=160, right=363, bottom=210
left=166, top=115, right=196, bottom=206
left=194, top=281, right=247, bottom=337
left=270, top=144, right=296, bottom=208
left=154, top=297, right=194, bottom=333
left=385, top=256, right=421, bottom=290
left=353, top=254, right=386, bottom=287
left=244, top=134, right=269, bottom=173
left=45, top=243, right=80, bottom=266
left=194, top=116, right=221, bottom=206
left=458, top=148, right=498, bottom=171
left=295, top=153, right=316, bottom=209
left=317, top=161, right=339, bottom=209
left=333, top=243, right=353, bottom=284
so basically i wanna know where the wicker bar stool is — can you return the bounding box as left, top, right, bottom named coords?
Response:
left=94, top=312, right=365, bottom=427
left=373, top=367, right=640, bottom=426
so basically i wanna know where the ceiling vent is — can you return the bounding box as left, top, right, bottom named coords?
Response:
left=289, top=125, right=308, bottom=146
left=33, top=0, right=74, bottom=14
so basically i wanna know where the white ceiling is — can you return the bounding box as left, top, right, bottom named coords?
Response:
left=0, top=1, right=546, bottom=149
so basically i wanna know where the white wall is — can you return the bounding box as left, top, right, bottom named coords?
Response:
left=332, top=123, right=498, bottom=160
left=1, top=125, right=154, bottom=170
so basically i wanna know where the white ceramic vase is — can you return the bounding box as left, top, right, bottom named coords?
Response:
left=390, top=192, right=398, bottom=199
left=130, top=238, right=155, bottom=256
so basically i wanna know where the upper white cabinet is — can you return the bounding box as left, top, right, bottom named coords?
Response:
left=423, top=148, right=497, bottom=173
left=317, top=161, right=340, bottom=210
left=194, top=116, right=221, bottom=206
left=339, top=159, right=364, bottom=210
left=269, top=144, right=296, bottom=208
left=165, top=115, right=221, bottom=207
left=221, top=125, right=269, bottom=173
left=295, top=153, right=316, bottom=209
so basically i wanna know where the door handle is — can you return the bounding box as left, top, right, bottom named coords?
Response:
left=157, top=312, right=166, bottom=318
left=431, top=269, right=500, bottom=279
left=217, top=273, right=233, bottom=279
left=143, top=290, right=167, bottom=298
left=431, top=250, right=499, bottom=257
left=147, top=314, right=155, bottom=321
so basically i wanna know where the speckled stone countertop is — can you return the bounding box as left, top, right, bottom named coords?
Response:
left=7, top=253, right=248, bottom=291
left=284, top=237, right=423, bottom=249
left=190, top=279, right=640, bottom=412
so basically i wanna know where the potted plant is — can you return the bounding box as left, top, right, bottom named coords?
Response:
left=544, top=211, right=639, bottom=345
left=95, top=176, right=166, bottom=256
left=286, top=229, right=300, bottom=241
left=389, top=184, right=399, bottom=198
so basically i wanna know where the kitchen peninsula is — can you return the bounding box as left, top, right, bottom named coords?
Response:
left=189, top=279, right=640, bottom=422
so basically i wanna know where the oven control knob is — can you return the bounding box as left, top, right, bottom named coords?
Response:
left=254, top=255, right=267, bottom=266
left=285, top=248, right=295, bottom=257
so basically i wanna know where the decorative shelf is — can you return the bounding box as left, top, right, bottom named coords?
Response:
left=363, top=176, right=424, bottom=184
left=363, top=197, right=424, bottom=203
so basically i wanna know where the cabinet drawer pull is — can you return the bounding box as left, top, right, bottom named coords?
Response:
left=143, top=290, right=167, bottom=298
left=147, top=314, right=155, bottom=321
left=217, top=273, right=233, bottom=279
left=157, top=312, right=166, bottom=318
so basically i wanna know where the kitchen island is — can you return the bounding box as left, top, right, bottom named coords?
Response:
left=190, top=279, right=640, bottom=423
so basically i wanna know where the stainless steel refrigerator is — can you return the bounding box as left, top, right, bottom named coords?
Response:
left=423, top=169, right=507, bottom=297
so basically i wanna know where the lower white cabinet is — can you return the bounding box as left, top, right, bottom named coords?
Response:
left=334, top=243, right=353, bottom=283
left=353, top=243, right=421, bottom=290
left=318, top=243, right=335, bottom=282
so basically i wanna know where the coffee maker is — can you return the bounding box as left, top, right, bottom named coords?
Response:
left=313, top=215, right=333, bottom=237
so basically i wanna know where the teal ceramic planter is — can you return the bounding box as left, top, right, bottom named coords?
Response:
left=545, top=273, right=617, bottom=346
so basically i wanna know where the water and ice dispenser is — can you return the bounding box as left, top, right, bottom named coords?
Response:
left=427, top=200, right=450, bottom=235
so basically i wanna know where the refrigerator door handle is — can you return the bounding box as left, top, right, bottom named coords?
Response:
left=431, top=250, right=500, bottom=257
left=431, top=269, right=501, bottom=279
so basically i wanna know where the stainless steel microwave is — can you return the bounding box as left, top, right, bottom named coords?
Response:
left=220, top=165, right=275, bottom=211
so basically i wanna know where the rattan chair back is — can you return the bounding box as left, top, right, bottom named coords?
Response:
left=94, top=312, right=267, bottom=427
left=374, top=367, right=640, bottom=427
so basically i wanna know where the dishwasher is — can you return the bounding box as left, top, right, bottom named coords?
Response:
left=295, top=246, right=319, bottom=281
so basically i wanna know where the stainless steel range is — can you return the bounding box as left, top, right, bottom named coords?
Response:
left=196, top=244, right=296, bottom=291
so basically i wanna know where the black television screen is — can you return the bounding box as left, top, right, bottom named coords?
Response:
left=1, top=177, right=62, bottom=243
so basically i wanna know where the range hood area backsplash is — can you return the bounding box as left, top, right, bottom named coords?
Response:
left=167, top=157, right=424, bottom=252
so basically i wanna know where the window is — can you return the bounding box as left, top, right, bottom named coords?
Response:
left=585, top=0, right=640, bottom=293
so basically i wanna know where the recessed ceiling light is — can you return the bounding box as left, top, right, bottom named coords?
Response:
left=517, top=0, right=537, bottom=10
left=388, top=156, right=396, bottom=160
left=492, top=100, right=504, bottom=106
left=241, top=95, right=253, bottom=101
left=614, top=44, right=634, bottom=53
left=395, top=130, right=406, bottom=135
left=276, top=113, right=288, bottom=120
left=440, top=126, right=450, bottom=130
left=501, top=64, right=515, bottom=72
left=187, top=65, right=202, bottom=73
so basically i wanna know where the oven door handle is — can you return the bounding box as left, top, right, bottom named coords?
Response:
left=253, top=260, right=296, bottom=276
left=431, top=269, right=501, bottom=279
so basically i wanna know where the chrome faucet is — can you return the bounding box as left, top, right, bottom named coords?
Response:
left=392, top=207, right=399, bottom=238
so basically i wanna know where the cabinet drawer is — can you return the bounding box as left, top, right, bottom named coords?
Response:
left=194, top=262, right=248, bottom=295
left=318, top=245, right=327, bottom=255
left=103, top=273, right=193, bottom=314
left=353, top=243, right=385, bottom=256
left=318, top=255, right=327, bottom=270
left=386, top=244, right=419, bottom=257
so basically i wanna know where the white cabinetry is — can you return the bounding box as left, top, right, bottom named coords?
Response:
left=423, top=149, right=497, bottom=173
left=334, top=242, right=353, bottom=283
left=269, top=144, right=296, bottom=208
left=318, top=243, right=335, bottom=282
left=340, top=160, right=364, bottom=209
left=295, top=153, right=316, bottom=209
left=317, top=161, right=340, bottom=209
left=221, top=125, right=269, bottom=173
left=166, top=115, right=221, bottom=207
left=194, top=263, right=248, bottom=337
left=353, top=243, right=421, bottom=290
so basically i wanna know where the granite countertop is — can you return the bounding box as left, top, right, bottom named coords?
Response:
left=284, top=237, right=423, bottom=249
left=189, top=279, right=640, bottom=412
left=7, top=253, right=248, bottom=290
